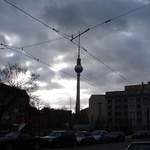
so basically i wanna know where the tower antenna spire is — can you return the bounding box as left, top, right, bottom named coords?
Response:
left=78, top=31, right=80, bottom=59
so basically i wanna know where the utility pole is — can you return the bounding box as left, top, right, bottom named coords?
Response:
left=98, top=102, right=102, bottom=129
left=147, top=107, right=149, bottom=129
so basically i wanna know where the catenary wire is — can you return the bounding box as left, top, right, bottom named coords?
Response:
left=3, top=0, right=71, bottom=38
left=2, top=0, right=141, bottom=85
left=1, top=36, right=134, bottom=85
left=90, top=2, right=150, bottom=29
left=4, top=0, right=150, bottom=41
left=9, top=37, right=65, bottom=50
left=2, top=0, right=79, bottom=50
left=73, top=39, right=134, bottom=85
left=0, top=43, right=107, bottom=91
left=1, top=39, right=134, bottom=85
left=71, top=2, right=150, bottom=40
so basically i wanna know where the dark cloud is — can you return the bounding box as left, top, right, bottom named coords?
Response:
left=0, top=0, right=150, bottom=111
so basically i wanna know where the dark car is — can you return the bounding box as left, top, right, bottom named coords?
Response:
left=75, top=131, right=95, bottom=145
left=42, top=130, right=77, bottom=148
left=146, top=131, right=150, bottom=138
left=132, top=131, right=148, bottom=139
left=0, top=131, right=41, bottom=150
left=92, top=130, right=110, bottom=143
left=109, top=131, right=125, bottom=142
left=126, top=141, right=150, bottom=150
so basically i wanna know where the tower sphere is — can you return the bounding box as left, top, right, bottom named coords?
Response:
left=74, top=64, right=83, bottom=73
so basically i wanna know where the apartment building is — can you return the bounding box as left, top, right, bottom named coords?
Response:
left=105, top=82, right=150, bottom=132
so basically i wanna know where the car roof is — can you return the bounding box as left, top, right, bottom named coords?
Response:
left=131, top=141, right=150, bottom=144
left=93, top=130, right=107, bottom=132
left=110, top=131, right=124, bottom=133
left=76, top=131, right=91, bottom=133
left=52, top=130, right=73, bottom=133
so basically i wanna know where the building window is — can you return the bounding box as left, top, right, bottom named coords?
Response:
left=143, top=97, right=150, bottom=104
left=108, top=112, right=112, bottom=117
left=123, top=105, right=127, bottom=108
left=130, top=98, right=135, bottom=100
left=107, top=118, right=112, bottom=123
left=115, top=99, right=122, bottom=104
left=108, top=93, right=112, bottom=96
left=136, top=104, right=141, bottom=110
left=123, top=98, right=128, bottom=104
left=136, top=90, right=140, bottom=94
left=108, top=105, right=112, bottom=110
left=123, top=112, right=128, bottom=117
left=124, top=91, right=127, bottom=95
left=144, top=90, right=149, bottom=93
left=115, top=105, right=121, bottom=110
left=137, top=118, right=142, bottom=124
left=108, top=99, right=112, bottom=104
left=137, top=111, right=141, bottom=115
left=136, top=98, right=141, bottom=103
left=115, top=112, right=121, bottom=117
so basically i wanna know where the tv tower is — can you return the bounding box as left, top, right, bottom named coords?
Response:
left=74, top=32, right=83, bottom=116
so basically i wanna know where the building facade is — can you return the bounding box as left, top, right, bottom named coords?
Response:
left=89, top=94, right=106, bottom=129
left=105, top=82, right=150, bottom=133
left=0, top=83, right=30, bottom=131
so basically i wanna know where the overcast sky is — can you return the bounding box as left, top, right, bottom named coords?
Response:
left=0, top=0, right=150, bottom=112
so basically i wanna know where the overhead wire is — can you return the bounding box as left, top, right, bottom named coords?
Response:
left=8, top=37, right=65, bottom=50
left=2, top=0, right=71, bottom=38
left=2, top=37, right=133, bottom=85
left=2, top=0, right=81, bottom=52
left=0, top=43, right=107, bottom=91
left=90, top=2, right=150, bottom=30
left=73, top=39, right=134, bottom=85
left=3, top=0, right=148, bottom=85
left=71, top=2, right=150, bottom=40
left=3, top=0, right=150, bottom=46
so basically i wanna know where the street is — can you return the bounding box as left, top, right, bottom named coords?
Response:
left=41, top=139, right=132, bottom=150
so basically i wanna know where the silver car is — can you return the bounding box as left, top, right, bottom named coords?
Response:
left=75, top=131, right=95, bottom=145
left=92, top=130, right=110, bottom=143
left=126, top=141, right=150, bottom=150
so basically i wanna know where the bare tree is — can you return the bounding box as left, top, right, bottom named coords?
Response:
left=0, top=63, right=40, bottom=121
left=0, top=63, right=39, bottom=93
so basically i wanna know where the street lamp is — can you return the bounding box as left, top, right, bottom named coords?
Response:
left=98, top=102, right=102, bottom=129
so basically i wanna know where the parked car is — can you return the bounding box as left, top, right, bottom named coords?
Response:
left=132, top=131, right=148, bottom=139
left=109, top=131, right=125, bottom=142
left=75, top=131, right=95, bottom=145
left=92, top=130, right=110, bottom=143
left=126, top=141, right=150, bottom=150
left=42, top=130, right=77, bottom=148
left=146, top=131, right=150, bottom=138
left=0, top=131, right=41, bottom=150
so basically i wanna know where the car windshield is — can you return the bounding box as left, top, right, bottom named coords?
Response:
left=48, top=131, right=62, bottom=137
left=128, top=144, right=150, bottom=150
left=92, top=131, right=102, bottom=135
left=110, top=132, right=119, bottom=135
left=75, top=132, right=84, bottom=137
left=5, top=132, right=20, bottom=138
left=133, top=131, right=141, bottom=135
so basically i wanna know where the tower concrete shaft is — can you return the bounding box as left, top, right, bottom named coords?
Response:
left=75, top=58, right=83, bottom=115
left=76, top=72, right=80, bottom=115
